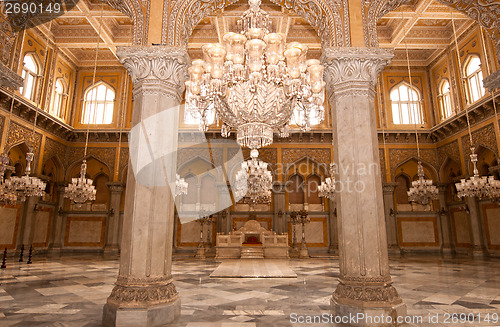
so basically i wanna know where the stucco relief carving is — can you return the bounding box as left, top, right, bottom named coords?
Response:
left=388, top=148, right=439, bottom=178
left=107, top=282, right=178, bottom=306
left=43, top=138, right=66, bottom=167
left=165, top=0, right=347, bottom=48
left=363, top=0, right=411, bottom=47
left=117, top=46, right=189, bottom=99
left=119, top=147, right=129, bottom=174
left=6, top=122, right=42, bottom=154
left=66, top=147, right=117, bottom=175
left=282, top=148, right=331, bottom=166
left=321, top=47, right=393, bottom=98
left=0, top=62, right=23, bottom=89
left=437, top=140, right=461, bottom=170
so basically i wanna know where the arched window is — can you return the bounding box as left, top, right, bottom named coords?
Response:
left=290, top=107, right=322, bottom=127
left=438, top=79, right=452, bottom=120
left=464, top=55, right=485, bottom=103
left=390, top=83, right=424, bottom=125
left=51, top=79, right=67, bottom=119
left=82, top=83, right=115, bottom=124
left=20, top=54, right=39, bottom=101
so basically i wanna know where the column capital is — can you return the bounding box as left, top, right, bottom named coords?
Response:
left=382, top=182, right=399, bottom=193
left=107, top=182, right=124, bottom=193
left=321, top=47, right=393, bottom=98
left=117, top=46, right=189, bottom=101
left=483, top=69, right=500, bottom=92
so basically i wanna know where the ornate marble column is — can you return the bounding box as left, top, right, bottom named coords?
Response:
left=102, top=46, right=188, bottom=327
left=437, top=183, right=455, bottom=255
left=48, top=183, right=66, bottom=253
left=465, top=197, right=488, bottom=257
left=382, top=182, right=399, bottom=254
left=322, top=48, right=405, bottom=325
left=105, top=182, right=124, bottom=254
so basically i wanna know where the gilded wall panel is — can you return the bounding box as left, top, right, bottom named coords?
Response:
left=437, top=140, right=461, bottom=169
left=388, top=148, right=439, bottom=176
left=461, top=123, right=497, bottom=169
left=7, top=121, right=42, bottom=157
left=43, top=137, right=67, bottom=166
left=65, top=147, right=117, bottom=173
left=281, top=148, right=331, bottom=165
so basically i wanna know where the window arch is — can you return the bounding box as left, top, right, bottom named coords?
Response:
left=464, top=55, right=485, bottom=104
left=51, top=79, right=67, bottom=119
left=290, top=107, right=322, bottom=127
left=438, top=79, right=452, bottom=120
left=390, top=83, right=424, bottom=125
left=20, top=53, right=40, bottom=101
left=183, top=102, right=216, bottom=126
left=82, top=82, right=115, bottom=124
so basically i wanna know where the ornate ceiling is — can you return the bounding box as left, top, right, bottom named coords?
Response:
left=39, top=0, right=474, bottom=67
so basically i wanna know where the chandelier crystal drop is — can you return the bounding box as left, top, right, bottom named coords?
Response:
left=455, top=148, right=490, bottom=199
left=319, top=164, right=335, bottom=201
left=184, top=0, right=325, bottom=150
left=64, top=160, right=96, bottom=206
left=175, top=174, right=188, bottom=196
left=234, top=149, right=273, bottom=204
left=8, top=152, right=46, bottom=202
left=407, top=161, right=438, bottom=205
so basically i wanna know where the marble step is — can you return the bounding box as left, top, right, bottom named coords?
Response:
left=240, top=247, right=264, bottom=259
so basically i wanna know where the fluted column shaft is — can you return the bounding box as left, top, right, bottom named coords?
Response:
left=103, top=46, right=188, bottom=327
left=322, top=47, right=405, bottom=325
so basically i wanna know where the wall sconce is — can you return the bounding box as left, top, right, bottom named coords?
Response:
left=58, top=207, right=64, bottom=216
left=108, top=208, right=114, bottom=216
left=438, top=208, right=448, bottom=216
left=389, top=208, right=396, bottom=217
left=33, top=204, right=39, bottom=212
left=464, top=205, right=470, bottom=214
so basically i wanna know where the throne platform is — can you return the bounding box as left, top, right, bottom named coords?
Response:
left=215, top=220, right=289, bottom=259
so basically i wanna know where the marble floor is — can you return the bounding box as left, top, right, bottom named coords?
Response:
left=0, top=254, right=499, bottom=326
left=209, top=259, right=297, bottom=278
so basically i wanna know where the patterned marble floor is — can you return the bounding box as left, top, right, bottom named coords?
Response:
left=210, top=259, right=297, bottom=278
left=0, top=254, right=499, bottom=326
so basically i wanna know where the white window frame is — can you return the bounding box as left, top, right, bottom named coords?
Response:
left=20, top=53, right=40, bottom=101
left=438, top=79, right=453, bottom=120
left=390, top=82, right=424, bottom=125
left=51, top=78, right=67, bottom=119
left=464, top=55, right=485, bottom=104
left=81, top=82, right=115, bottom=125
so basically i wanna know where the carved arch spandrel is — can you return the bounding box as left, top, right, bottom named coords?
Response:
left=164, top=0, right=347, bottom=48
left=100, top=0, right=146, bottom=45
left=365, top=0, right=500, bottom=60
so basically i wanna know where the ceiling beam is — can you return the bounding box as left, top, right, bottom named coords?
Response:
left=75, top=0, right=117, bottom=55
left=390, top=0, right=436, bottom=47
left=383, top=11, right=469, bottom=19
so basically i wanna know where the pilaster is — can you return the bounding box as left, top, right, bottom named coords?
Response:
left=272, top=182, right=286, bottom=234
left=437, top=183, right=455, bottom=255
left=322, top=47, right=405, bottom=326
left=48, top=184, right=66, bottom=253
left=465, top=197, right=488, bottom=257
left=382, top=182, right=400, bottom=255
left=105, top=182, right=124, bottom=254
left=102, top=46, right=188, bottom=327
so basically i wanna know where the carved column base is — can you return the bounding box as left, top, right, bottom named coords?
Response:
left=299, top=245, right=310, bottom=259
left=469, top=245, right=488, bottom=257
left=195, top=246, right=206, bottom=259
left=103, top=278, right=180, bottom=327
left=331, top=279, right=406, bottom=327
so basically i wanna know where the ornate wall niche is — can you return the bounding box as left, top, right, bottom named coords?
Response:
left=388, top=148, right=439, bottom=180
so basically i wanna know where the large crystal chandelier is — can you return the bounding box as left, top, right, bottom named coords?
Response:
left=319, top=164, right=335, bottom=201
left=234, top=149, right=273, bottom=204
left=455, top=148, right=490, bottom=199
left=9, top=152, right=46, bottom=202
left=64, top=160, right=96, bottom=206
left=175, top=174, right=188, bottom=196
left=407, top=161, right=438, bottom=205
left=0, top=153, right=16, bottom=204
left=184, top=0, right=325, bottom=150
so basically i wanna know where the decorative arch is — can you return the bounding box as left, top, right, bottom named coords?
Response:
left=165, top=0, right=347, bottom=48
left=439, top=156, right=461, bottom=182
left=392, top=156, right=439, bottom=182
left=284, top=156, right=329, bottom=181
left=65, top=155, right=112, bottom=182
left=366, top=0, right=500, bottom=59
left=42, top=155, right=64, bottom=181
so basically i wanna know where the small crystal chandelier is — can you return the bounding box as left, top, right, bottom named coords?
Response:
left=401, top=12, right=438, bottom=206
left=0, top=153, right=16, bottom=204
left=9, top=152, right=46, bottom=202
left=64, top=160, right=96, bottom=206
left=319, top=164, right=335, bottom=201
left=234, top=149, right=273, bottom=204
left=455, top=148, right=490, bottom=199
left=185, top=0, right=325, bottom=150
left=407, top=161, right=438, bottom=205
left=175, top=174, right=188, bottom=196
